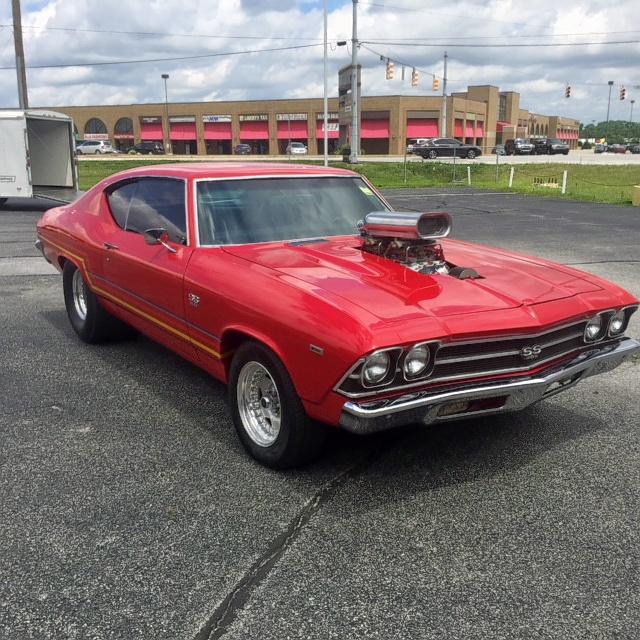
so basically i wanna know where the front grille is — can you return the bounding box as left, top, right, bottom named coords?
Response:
left=432, top=321, right=588, bottom=382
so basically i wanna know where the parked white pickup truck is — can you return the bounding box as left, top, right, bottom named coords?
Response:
left=0, top=109, right=79, bottom=205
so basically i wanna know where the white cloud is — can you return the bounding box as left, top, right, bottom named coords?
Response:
left=0, top=0, right=638, bottom=123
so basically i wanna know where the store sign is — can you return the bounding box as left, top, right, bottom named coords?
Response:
left=318, top=122, right=339, bottom=132
left=84, top=133, right=109, bottom=141
left=203, top=115, right=232, bottom=123
left=276, top=113, right=307, bottom=121
left=169, top=116, right=195, bottom=123
left=140, top=116, right=162, bottom=124
left=239, top=114, right=268, bottom=121
left=317, top=113, right=339, bottom=120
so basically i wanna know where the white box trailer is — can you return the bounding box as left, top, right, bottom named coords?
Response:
left=0, top=109, right=79, bottom=205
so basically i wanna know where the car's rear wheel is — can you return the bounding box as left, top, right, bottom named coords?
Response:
left=466, top=150, right=476, bottom=159
left=427, top=149, right=438, bottom=159
left=229, top=342, right=327, bottom=469
left=63, top=262, right=129, bottom=343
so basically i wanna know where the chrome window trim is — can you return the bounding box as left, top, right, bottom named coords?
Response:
left=192, top=174, right=391, bottom=248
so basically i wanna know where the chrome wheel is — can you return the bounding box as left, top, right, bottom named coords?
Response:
left=72, top=268, right=87, bottom=321
left=237, top=361, right=282, bottom=447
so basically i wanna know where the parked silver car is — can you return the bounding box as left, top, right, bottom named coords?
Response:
left=76, top=140, right=115, bottom=155
left=286, top=142, right=308, bottom=155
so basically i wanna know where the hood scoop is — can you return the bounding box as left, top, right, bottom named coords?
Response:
left=359, top=210, right=480, bottom=279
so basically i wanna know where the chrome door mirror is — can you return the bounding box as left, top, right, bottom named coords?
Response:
left=143, top=228, right=177, bottom=253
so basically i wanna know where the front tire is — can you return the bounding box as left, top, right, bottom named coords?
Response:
left=466, top=150, right=476, bottom=159
left=63, top=262, right=127, bottom=343
left=229, top=342, right=327, bottom=469
left=427, top=149, right=438, bottom=159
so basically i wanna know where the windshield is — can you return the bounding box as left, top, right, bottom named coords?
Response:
left=196, top=176, right=387, bottom=245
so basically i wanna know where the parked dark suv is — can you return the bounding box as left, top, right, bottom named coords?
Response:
left=130, top=141, right=165, bottom=155
left=413, top=138, right=482, bottom=159
left=504, top=138, right=534, bottom=155
left=532, top=138, right=569, bottom=155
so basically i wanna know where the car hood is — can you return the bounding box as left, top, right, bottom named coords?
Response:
left=223, top=237, right=602, bottom=321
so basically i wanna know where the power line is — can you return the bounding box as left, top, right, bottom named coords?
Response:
left=0, top=42, right=323, bottom=71
left=366, top=30, right=640, bottom=41
left=361, top=39, right=640, bottom=48
left=0, top=23, right=326, bottom=41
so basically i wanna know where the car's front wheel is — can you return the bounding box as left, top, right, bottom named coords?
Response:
left=63, top=262, right=128, bottom=343
left=427, top=149, right=438, bottom=159
left=229, top=342, right=327, bottom=469
left=466, top=150, right=477, bottom=159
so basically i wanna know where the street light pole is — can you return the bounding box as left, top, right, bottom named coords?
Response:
left=323, top=0, right=329, bottom=167
left=161, top=73, right=171, bottom=155
left=441, top=51, right=448, bottom=138
left=606, top=80, right=614, bottom=123
left=630, top=99, right=635, bottom=123
left=349, top=0, right=359, bottom=164
left=11, top=0, right=28, bottom=109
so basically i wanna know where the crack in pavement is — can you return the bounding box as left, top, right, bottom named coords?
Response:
left=192, top=433, right=405, bottom=640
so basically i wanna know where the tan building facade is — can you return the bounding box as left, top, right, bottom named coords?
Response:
left=49, top=85, right=580, bottom=156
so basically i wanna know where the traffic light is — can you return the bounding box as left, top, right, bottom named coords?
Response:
left=385, top=60, right=394, bottom=80
left=411, top=68, right=419, bottom=87
left=432, top=76, right=440, bottom=91
left=620, top=85, right=626, bottom=100
left=565, top=85, right=571, bottom=98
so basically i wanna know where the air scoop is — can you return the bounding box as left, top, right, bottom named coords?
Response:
left=360, top=211, right=452, bottom=240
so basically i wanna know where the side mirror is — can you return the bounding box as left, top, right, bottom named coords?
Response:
left=143, top=228, right=177, bottom=254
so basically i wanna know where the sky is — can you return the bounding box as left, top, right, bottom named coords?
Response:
left=0, top=0, right=639, bottom=124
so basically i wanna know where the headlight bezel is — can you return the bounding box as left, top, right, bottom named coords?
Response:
left=359, top=347, right=403, bottom=389
left=584, top=306, right=637, bottom=343
left=402, top=341, right=435, bottom=381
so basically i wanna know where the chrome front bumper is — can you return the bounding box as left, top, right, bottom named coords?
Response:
left=339, top=338, right=640, bottom=434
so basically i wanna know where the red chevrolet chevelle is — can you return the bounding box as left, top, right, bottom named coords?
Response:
left=36, top=163, right=639, bottom=468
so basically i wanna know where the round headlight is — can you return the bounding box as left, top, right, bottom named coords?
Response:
left=362, top=351, right=391, bottom=385
left=609, top=310, right=625, bottom=336
left=404, top=344, right=431, bottom=379
left=584, top=315, right=603, bottom=342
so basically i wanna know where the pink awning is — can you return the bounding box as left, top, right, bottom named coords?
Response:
left=140, top=122, right=163, bottom=141
left=276, top=120, right=308, bottom=140
left=170, top=123, right=196, bottom=140
left=496, top=121, right=511, bottom=133
left=204, top=122, right=232, bottom=140
left=465, top=122, right=475, bottom=137
left=406, top=118, right=439, bottom=138
left=240, top=121, right=269, bottom=140
left=361, top=119, right=389, bottom=139
left=475, top=121, right=485, bottom=138
left=454, top=119, right=463, bottom=137
left=316, top=121, right=339, bottom=139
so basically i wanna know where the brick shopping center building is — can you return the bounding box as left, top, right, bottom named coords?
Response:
left=50, top=84, right=580, bottom=156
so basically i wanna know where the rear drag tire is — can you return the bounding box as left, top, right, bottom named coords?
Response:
left=63, top=261, right=130, bottom=343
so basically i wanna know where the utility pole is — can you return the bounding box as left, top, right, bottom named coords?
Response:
left=630, top=99, right=635, bottom=123
left=323, top=0, right=329, bottom=166
left=12, top=0, right=29, bottom=109
left=441, top=51, right=448, bottom=138
left=349, top=0, right=359, bottom=163
left=161, top=74, right=172, bottom=155
left=606, top=80, right=614, bottom=123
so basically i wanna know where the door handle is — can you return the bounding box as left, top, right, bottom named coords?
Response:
left=103, top=242, right=119, bottom=250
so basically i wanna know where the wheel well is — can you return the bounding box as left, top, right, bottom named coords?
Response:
left=58, top=255, right=68, bottom=270
left=221, top=329, right=256, bottom=376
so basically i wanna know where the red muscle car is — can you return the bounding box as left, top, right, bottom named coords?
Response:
left=36, top=163, right=639, bottom=468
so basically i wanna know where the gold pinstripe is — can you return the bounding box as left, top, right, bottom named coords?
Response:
left=42, top=235, right=222, bottom=360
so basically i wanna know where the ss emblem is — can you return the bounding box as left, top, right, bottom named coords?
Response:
left=520, top=344, right=542, bottom=361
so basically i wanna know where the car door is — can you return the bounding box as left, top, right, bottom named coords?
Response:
left=99, top=176, right=198, bottom=360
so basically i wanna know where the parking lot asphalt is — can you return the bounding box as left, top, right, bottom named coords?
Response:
left=1, top=192, right=639, bottom=640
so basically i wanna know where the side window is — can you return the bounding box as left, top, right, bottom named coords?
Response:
left=106, top=180, right=138, bottom=229
left=106, top=178, right=187, bottom=244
